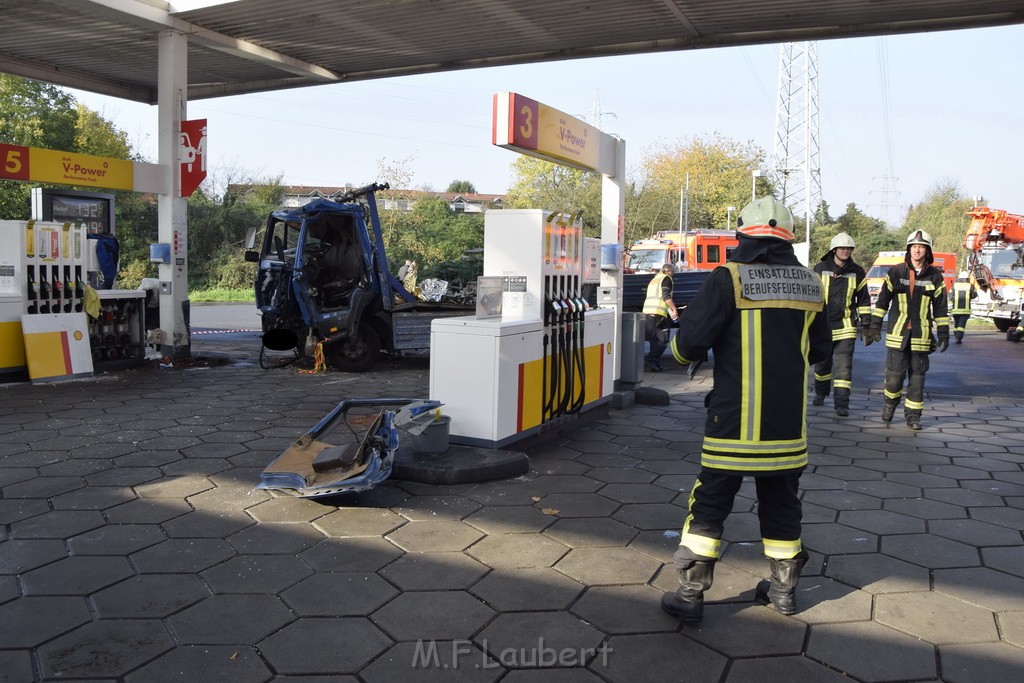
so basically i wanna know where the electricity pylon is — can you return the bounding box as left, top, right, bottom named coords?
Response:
left=771, top=41, right=822, bottom=243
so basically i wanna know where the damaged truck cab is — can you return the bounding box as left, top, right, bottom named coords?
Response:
left=245, top=183, right=470, bottom=371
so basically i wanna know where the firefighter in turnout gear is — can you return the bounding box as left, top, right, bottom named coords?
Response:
left=661, top=197, right=831, bottom=621
left=949, top=271, right=976, bottom=344
left=866, top=229, right=950, bottom=430
left=811, top=232, right=871, bottom=417
left=643, top=263, right=679, bottom=372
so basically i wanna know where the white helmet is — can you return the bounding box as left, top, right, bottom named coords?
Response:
left=906, top=229, right=933, bottom=247
left=959, top=271, right=969, bottom=280
left=736, top=197, right=795, bottom=242
left=829, top=232, right=856, bottom=251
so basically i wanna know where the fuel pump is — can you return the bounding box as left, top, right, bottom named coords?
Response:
left=430, top=209, right=614, bottom=449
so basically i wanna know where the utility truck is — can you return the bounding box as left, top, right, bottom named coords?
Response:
left=244, top=183, right=472, bottom=371
left=962, top=206, right=1024, bottom=337
left=624, top=229, right=738, bottom=273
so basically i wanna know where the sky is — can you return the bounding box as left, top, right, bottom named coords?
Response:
left=70, top=24, right=1023, bottom=227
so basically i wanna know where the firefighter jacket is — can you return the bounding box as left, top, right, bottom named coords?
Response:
left=670, top=260, right=831, bottom=476
left=642, top=273, right=672, bottom=318
left=949, top=281, right=976, bottom=315
left=871, top=262, right=949, bottom=352
left=813, top=257, right=871, bottom=341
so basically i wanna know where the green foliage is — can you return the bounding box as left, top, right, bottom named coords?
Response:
left=810, top=202, right=901, bottom=264
left=504, top=156, right=603, bottom=235
left=903, top=180, right=976, bottom=257
left=116, top=258, right=155, bottom=289
left=189, top=286, right=254, bottom=302
left=630, top=133, right=771, bottom=246
left=446, top=180, right=477, bottom=194
left=384, top=197, right=484, bottom=272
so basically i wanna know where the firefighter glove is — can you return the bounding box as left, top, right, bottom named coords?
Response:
left=865, top=326, right=881, bottom=346
left=937, top=334, right=949, bottom=353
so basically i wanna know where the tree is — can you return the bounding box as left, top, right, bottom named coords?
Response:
left=446, top=180, right=476, bottom=194
left=504, top=156, right=603, bottom=235
left=0, top=75, right=78, bottom=219
left=631, top=133, right=771, bottom=246
left=384, top=196, right=484, bottom=274
left=810, top=203, right=900, bottom=263
left=902, top=179, right=976, bottom=256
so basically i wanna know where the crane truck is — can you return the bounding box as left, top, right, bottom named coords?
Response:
left=962, top=206, right=1024, bottom=338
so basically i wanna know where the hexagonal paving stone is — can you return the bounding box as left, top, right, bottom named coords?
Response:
left=470, top=568, right=584, bottom=611
left=0, top=538, right=67, bottom=573
left=727, top=654, right=854, bottom=681
left=226, top=521, right=325, bottom=554
left=881, top=533, right=980, bottom=569
left=315, top=507, right=407, bottom=537
left=555, top=547, right=660, bottom=585
left=373, top=591, right=495, bottom=640
left=379, top=551, right=489, bottom=590
left=612, top=503, right=684, bottom=530
left=543, top=517, right=638, bottom=548
left=11, top=509, right=106, bottom=539
left=104, top=498, right=193, bottom=524
left=933, top=566, right=1024, bottom=612
left=38, top=619, right=173, bottom=679
left=386, top=520, right=484, bottom=553
left=201, top=554, right=313, bottom=594
left=0, top=596, right=91, bottom=647
left=131, top=538, right=235, bottom=573
left=883, top=497, right=968, bottom=520
left=875, top=591, right=998, bottom=644
left=824, top=553, right=930, bottom=594
left=67, top=523, right=166, bottom=555
left=134, top=475, right=215, bottom=498
left=837, top=509, right=926, bottom=535
left=801, top=489, right=881, bottom=511
left=787, top=575, right=873, bottom=624
left=475, top=612, right=604, bottom=667
left=0, top=650, right=34, bottom=682
left=169, top=594, right=295, bottom=644
left=91, top=574, right=210, bottom=618
left=981, top=546, right=1024, bottom=578
left=21, top=555, right=133, bottom=595
left=260, top=616, right=392, bottom=675
left=246, top=496, right=332, bottom=523
left=529, top=475, right=604, bottom=494
left=282, top=572, right=397, bottom=616
left=464, top=505, right=558, bottom=534
left=596, top=483, right=676, bottom=504
left=161, top=509, right=255, bottom=538
left=999, top=611, right=1024, bottom=649
left=928, top=518, right=1023, bottom=547
left=361, top=640, right=503, bottom=681
left=466, top=481, right=544, bottom=506
left=571, top=584, right=678, bottom=634
left=806, top=621, right=936, bottom=681
left=598, top=633, right=726, bottom=683
left=300, top=537, right=404, bottom=572
left=124, top=645, right=272, bottom=683
left=796, top=522, right=878, bottom=556
left=686, top=602, right=807, bottom=656
left=939, top=642, right=1024, bottom=683
left=467, top=534, right=569, bottom=569
left=391, top=494, right=483, bottom=521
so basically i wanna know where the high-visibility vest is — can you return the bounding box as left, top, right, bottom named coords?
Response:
left=643, top=273, right=671, bottom=317
left=950, top=281, right=973, bottom=315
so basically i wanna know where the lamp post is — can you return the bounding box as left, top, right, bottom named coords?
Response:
left=751, top=170, right=762, bottom=201
left=726, top=206, right=735, bottom=230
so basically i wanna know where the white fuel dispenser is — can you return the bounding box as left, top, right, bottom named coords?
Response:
left=430, top=209, right=614, bottom=448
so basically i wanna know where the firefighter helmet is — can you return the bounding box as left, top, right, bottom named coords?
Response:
left=736, top=197, right=795, bottom=242
left=829, top=232, right=856, bottom=251
left=959, top=271, right=969, bottom=280
left=906, top=229, right=933, bottom=247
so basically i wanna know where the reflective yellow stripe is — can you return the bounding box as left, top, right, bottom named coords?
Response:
left=884, top=389, right=902, bottom=400
left=814, top=371, right=832, bottom=382
left=834, top=379, right=852, bottom=389
left=678, top=479, right=724, bottom=559
left=905, top=398, right=924, bottom=410
left=701, top=452, right=808, bottom=471
left=763, top=537, right=803, bottom=559
left=741, top=310, right=762, bottom=442
left=670, top=335, right=692, bottom=365
left=703, top=436, right=806, bottom=453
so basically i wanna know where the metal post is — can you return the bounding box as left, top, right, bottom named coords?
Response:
left=727, top=205, right=735, bottom=229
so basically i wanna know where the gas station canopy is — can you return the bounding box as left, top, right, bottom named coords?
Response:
left=1, top=0, right=1021, bottom=103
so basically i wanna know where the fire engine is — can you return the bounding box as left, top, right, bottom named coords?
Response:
left=962, top=206, right=1024, bottom=337
left=624, top=229, right=738, bottom=273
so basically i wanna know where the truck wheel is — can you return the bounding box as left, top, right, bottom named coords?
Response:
left=994, top=318, right=1013, bottom=333
left=324, top=325, right=380, bottom=372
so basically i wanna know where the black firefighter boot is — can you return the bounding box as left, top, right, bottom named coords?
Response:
left=661, top=560, right=715, bottom=622
left=755, top=550, right=808, bottom=615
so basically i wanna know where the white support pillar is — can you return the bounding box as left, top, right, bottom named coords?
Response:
left=600, top=136, right=626, bottom=383
left=157, top=30, right=191, bottom=360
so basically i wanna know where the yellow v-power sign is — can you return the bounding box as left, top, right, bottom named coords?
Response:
left=0, top=143, right=164, bottom=194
